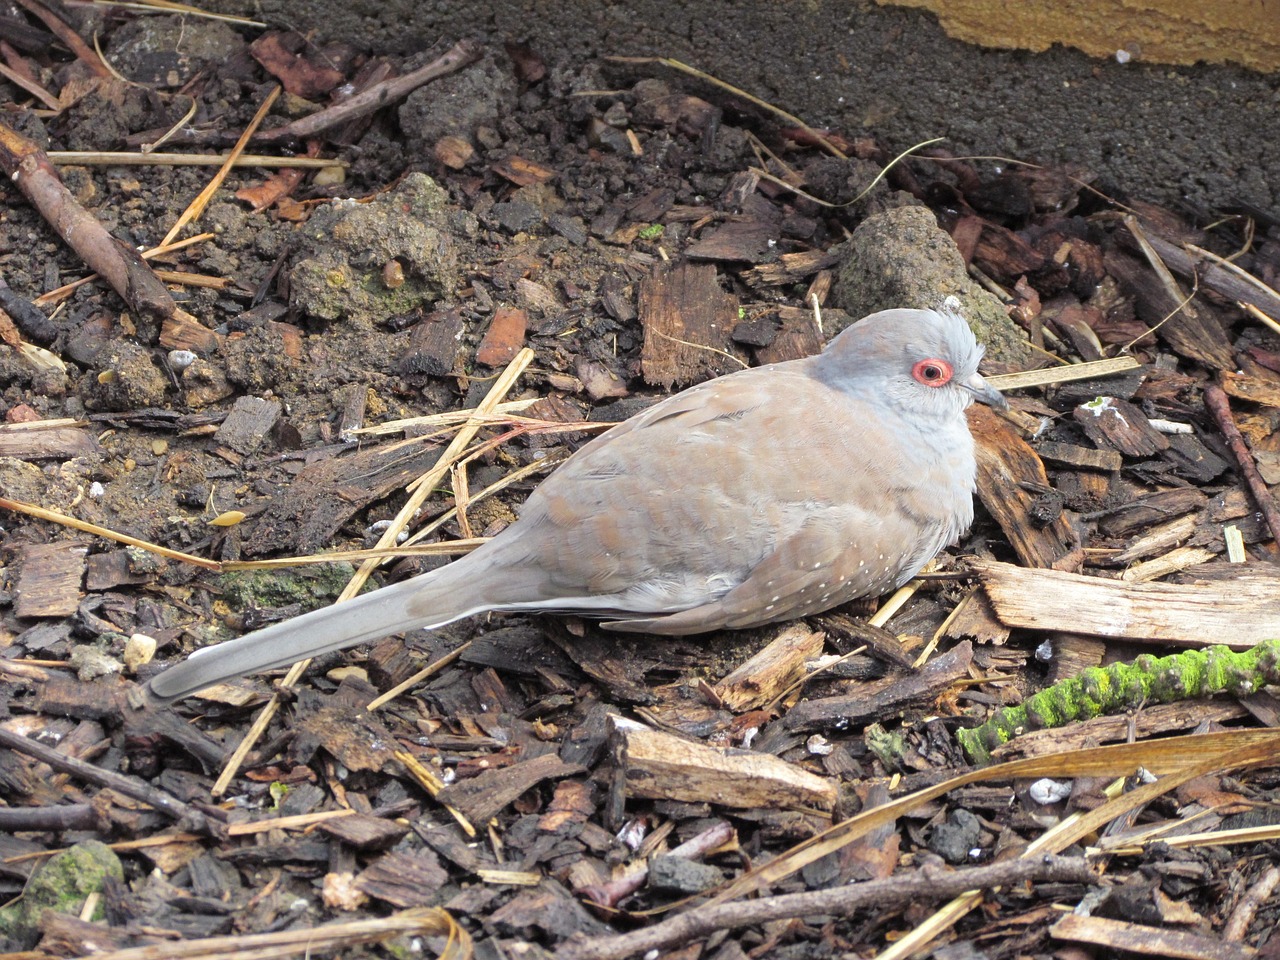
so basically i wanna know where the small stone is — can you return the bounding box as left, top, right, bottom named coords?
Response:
left=928, top=808, right=983, bottom=865
left=68, top=644, right=123, bottom=681
left=123, top=633, right=157, bottom=672
left=313, top=165, right=345, bottom=187
left=1028, top=778, right=1072, bottom=805
left=647, top=855, right=724, bottom=894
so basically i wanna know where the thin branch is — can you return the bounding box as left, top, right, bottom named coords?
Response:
left=256, top=39, right=483, bottom=144
left=0, top=726, right=224, bottom=837
left=1204, top=383, right=1280, bottom=545
left=559, top=856, right=1098, bottom=960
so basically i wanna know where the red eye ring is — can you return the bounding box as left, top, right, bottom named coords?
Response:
left=912, top=358, right=953, bottom=387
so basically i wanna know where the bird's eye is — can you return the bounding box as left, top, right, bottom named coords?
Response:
left=912, top=358, right=953, bottom=387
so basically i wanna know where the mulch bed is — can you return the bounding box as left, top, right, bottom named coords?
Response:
left=2, top=5, right=1280, bottom=959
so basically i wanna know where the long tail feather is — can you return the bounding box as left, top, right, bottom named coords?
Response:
left=146, top=559, right=492, bottom=703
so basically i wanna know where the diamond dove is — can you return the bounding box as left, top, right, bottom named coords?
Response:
left=148, top=306, right=1005, bottom=703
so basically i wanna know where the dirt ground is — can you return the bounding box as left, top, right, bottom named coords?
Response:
left=4, top=3, right=1280, bottom=958
left=215, top=0, right=1280, bottom=215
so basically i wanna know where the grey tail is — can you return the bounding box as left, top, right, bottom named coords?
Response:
left=146, top=550, right=511, bottom=704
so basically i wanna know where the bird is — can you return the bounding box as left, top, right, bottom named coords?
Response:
left=147, top=306, right=1006, bottom=703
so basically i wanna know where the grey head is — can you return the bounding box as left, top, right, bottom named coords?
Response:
left=811, top=307, right=1005, bottom=419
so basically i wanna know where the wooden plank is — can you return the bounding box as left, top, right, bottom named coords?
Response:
left=975, top=559, right=1280, bottom=648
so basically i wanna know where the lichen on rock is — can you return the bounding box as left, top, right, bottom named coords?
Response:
left=288, top=173, right=460, bottom=328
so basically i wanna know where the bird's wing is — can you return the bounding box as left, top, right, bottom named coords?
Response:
left=602, top=501, right=920, bottom=635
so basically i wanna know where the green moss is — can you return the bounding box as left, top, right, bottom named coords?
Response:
left=958, top=639, right=1280, bottom=766
left=0, top=841, right=123, bottom=947
left=864, top=722, right=910, bottom=773
left=218, top=562, right=359, bottom=611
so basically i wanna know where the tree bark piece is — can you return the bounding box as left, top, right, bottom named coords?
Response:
left=783, top=641, right=974, bottom=734
left=436, top=753, right=586, bottom=824
left=1051, top=913, right=1254, bottom=960
left=213, top=396, right=283, bottom=456
left=13, top=541, right=87, bottom=618
left=970, top=406, right=1079, bottom=569
left=0, top=419, right=99, bottom=460
left=639, top=261, right=743, bottom=388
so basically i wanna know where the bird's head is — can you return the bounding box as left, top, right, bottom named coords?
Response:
left=815, top=306, right=1006, bottom=421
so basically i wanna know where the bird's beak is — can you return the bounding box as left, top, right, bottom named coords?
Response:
left=961, top=371, right=1007, bottom=410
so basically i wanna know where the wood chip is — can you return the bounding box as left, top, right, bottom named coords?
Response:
left=316, top=812, right=410, bottom=851
left=1051, top=913, right=1254, bottom=960
left=243, top=439, right=453, bottom=555
left=1073, top=396, right=1169, bottom=457
left=1106, top=246, right=1234, bottom=370
left=475, top=306, right=528, bottom=366
left=1220, top=370, right=1280, bottom=408
left=0, top=420, right=100, bottom=460
left=354, top=849, right=448, bottom=907
left=783, top=641, right=974, bottom=734
left=975, top=559, right=1280, bottom=648
left=617, top=724, right=837, bottom=811
left=212, top=395, right=283, bottom=456
left=685, top=220, right=778, bottom=263
left=436, top=753, right=586, bottom=824
left=491, top=155, right=556, bottom=186
left=712, top=623, right=825, bottom=712
left=1036, top=439, right=1122, bottom=472
left=401, top=306, right=464, bottom=376
left=159, top=307, right=225, bottom=354
left=754, top=305, right=824, bottom=364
